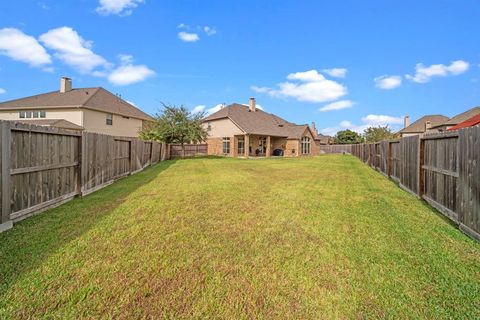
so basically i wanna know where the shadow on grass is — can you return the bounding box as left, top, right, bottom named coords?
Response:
left=0, top=160, right=176, bottom=295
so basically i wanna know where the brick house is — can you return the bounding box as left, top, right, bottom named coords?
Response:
left=203, top=98, right=322, bottom=157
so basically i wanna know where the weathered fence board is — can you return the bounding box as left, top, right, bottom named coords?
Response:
left=319, top=144, right=353, bottom=154
left=0, top=120, right=162, bottom=227
left=345, top=126, right=480, bottom=241
left=421, top=135, right=459, bottom=220
left=170, top=144, right=208, bottom=158
left=458, top=125, right=480, bottom=240
left=399, top=135, right=420, bottom=195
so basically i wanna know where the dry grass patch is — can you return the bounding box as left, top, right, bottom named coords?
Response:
left=0, top=155, right=478, bottom=319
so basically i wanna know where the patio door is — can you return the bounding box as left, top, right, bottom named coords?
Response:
left=259, top=137, right=267, bottom=155
left=237, top=137, right=245, bottom=155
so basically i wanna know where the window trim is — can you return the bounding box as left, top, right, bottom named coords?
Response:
left=106, top=113, right=113, bottom=126
left=301, top=136, right=311, bottom=154
left=222, top=137, right=231, bottom=155
left=237, top=137, right=245, bottom=155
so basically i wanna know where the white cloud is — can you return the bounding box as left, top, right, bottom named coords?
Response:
left=320, top=114, right=404, bottom=136
left=206, top=104, right=224, bottom=115
left=0, top=28, right=51, bottom=67
left=322, top=68, right=347, bottom=78
left=252, top=69, right=347, bottom=103
left=319, top=100, right=354, bottom=112
left=203, top=26, right=216, bottom=36
left=287, top=70, right=324, bottom=82
left=406, top=60, right=469, bottom=83
left=108, top=55, right=155, bottom=86
left=250, top=86, right=270, bottom=93
left=0, top=88, right=6, bottom=94
left=178, top=31, right=200, bottom=42
left=361, top=114, right=404, bottom=126
left=374, top=75, right=402, bottom=89
left=96, top=0, right=144, bottom=16
left=39, top=27, right=109, bottom=74
left=192, top=105, right=206, bottom=114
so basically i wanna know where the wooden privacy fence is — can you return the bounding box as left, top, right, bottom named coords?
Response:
left=170, top=144, right=207, bottom=158
left=0, top=121, right=163, bottom=230
left=347, top=126, right=480, bottom=241
left=319, top=144, right=353, bottom=154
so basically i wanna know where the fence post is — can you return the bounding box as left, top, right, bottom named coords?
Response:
left=387, top=142, right=392, bottom=177
left=0, top=121, right=12, bottom=232
left=418, top=135, right=425, bottom=197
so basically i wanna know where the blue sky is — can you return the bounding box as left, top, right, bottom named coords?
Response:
left=0, top=0, right=479, bottom=135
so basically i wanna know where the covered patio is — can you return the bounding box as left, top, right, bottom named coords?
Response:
left=233, top=134, right=288, bottom=158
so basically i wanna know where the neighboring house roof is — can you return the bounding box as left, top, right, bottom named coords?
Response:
left=315, top=133, right=333, bottom=144
left=448, top=113, right=480, bottom=131
left=435, top=106, right=480, bottom=127
left=0, top=87, right=153, bottom=121
left=397, top=115, right=449, bottom=134
left=14, top=119, right=84, bottom=131
left=204, top=103, right=313, bottom=139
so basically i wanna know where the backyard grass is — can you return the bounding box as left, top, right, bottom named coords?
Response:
left=0, top=155, right=479, bottom=319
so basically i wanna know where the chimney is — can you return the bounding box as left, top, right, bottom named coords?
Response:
left=425, top=121, right=432, bottom=131
left=311, top=122, right=318, bottom=136
left=249, top=97, right=256, bottom=112
left=404, top=115, right=410, bottom=128
left=60, top=77, right=72, bottom=93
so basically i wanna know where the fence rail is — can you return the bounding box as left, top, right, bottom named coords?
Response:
left=332, top=126, right=480, bottom=241
left=0, top=121, right=163, bottom=229
left=170, top=144, right=207, bottom=158
left=319, top=144, right=353, bottom=154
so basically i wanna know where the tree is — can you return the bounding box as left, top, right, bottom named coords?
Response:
left=139, top=104, right=208, bottom=158
left=363, top=125, right=396, bottom=143
left=334, top=129, right=363, bottom=144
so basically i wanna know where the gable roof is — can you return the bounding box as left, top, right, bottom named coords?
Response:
left=0, top=87, right=153, bottom=121
left=204, top=103, right=312, bottom=139
left=14, top=119, right=84, bottom=131
left=398, top=115, right=449, bottom=134
left=448, top=113, right=480, bottom=131
left=440, top=106, right=480, bottom=126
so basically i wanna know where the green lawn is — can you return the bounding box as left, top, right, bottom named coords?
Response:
left=0, top=155, right=478, bottom=319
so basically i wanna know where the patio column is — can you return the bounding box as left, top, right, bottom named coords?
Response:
left=266, top=136, right=271, bottom=157
left=244, top=134, right=249, bottom=158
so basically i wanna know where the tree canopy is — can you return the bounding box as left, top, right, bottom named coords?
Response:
left=363, top=125, right=396, bottom=143
left=139, top=105, right=208, bottom=156
left=334, top=129, right=364, bottom=144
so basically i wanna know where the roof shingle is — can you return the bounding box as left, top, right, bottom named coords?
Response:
left=398, top=115, right=449, bottom=134
left=0, top=87, right=153, bottom=121
left=204, top=103, right=311, bottom=139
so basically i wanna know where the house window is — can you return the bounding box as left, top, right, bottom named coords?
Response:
left=237, top=137, right=245, bottom=155
left=207, top=122, right=212, bottom=131
left=301, top=136, right=311, bottom=154
left=19, top=110, right=46, bottom=118
left=222, top=137, right=230, bottom=154
left=106, top=113, right=113, bottom=125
